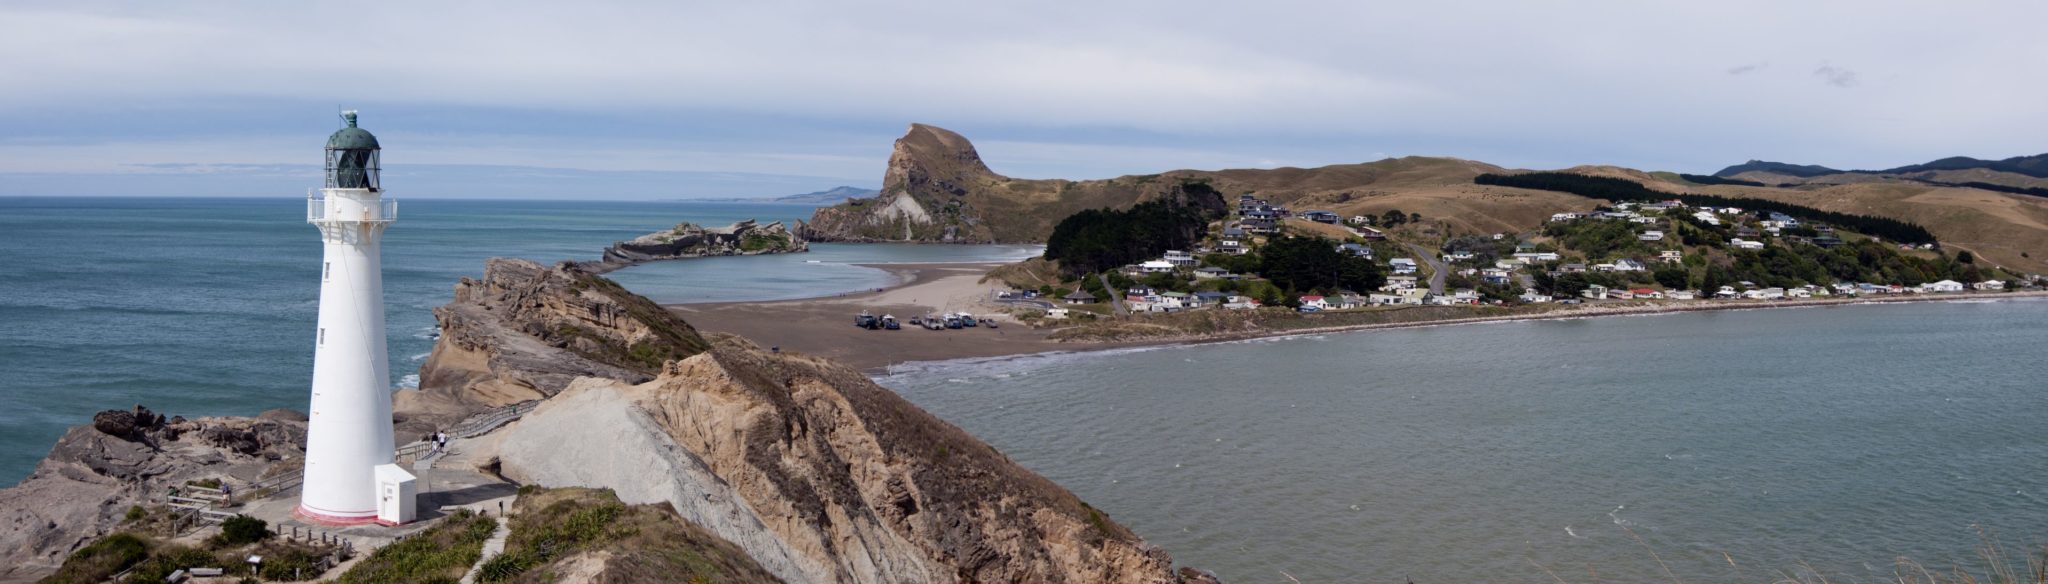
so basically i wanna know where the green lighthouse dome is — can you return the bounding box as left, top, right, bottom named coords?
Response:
left=325, top=111, right=382, bottom=190
left=326, top=111, right=380, bottom=151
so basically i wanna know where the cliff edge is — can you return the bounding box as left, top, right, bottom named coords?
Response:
left=587, top=219, right=808, bottom=274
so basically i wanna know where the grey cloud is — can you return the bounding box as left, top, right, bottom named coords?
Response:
left=1814, top=65, right=1860, bottom=88
left=1726, top=62, right=1767, bottom=75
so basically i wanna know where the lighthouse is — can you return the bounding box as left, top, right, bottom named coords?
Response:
left=297, top=111, right=414, bottom=525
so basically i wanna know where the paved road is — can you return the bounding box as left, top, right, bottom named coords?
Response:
left=1405, top=243, right=1448, bottom=295
left=1098, top=273, right=1127, bottom=315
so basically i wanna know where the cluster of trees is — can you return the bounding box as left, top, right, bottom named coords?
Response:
left=1044, top=198, right=1221, bottom=276
left=1541, top=219, right=1649, bottom=260
left=1678, top=173, right=1767, bottom=187
left=1474, top=172, right=1938, bottom=244
left=1373, top=209, right=1422, bottom=227
left=1532, top=239, right=1999, bottom=296
left=1256, top=236, right=1386, bottom=294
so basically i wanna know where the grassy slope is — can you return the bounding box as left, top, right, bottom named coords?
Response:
left=1695, top=182, right=2048, bottom=270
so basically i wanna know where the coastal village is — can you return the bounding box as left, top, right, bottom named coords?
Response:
left=990, top=191, right=2044, bottom=324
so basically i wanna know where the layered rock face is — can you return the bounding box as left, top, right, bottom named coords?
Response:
left=0, top=407, right=306, bottom=579
left=497, top=337, right=1219, bottom=584
left=404, top=258, right=710, bottom=422
left=589, top=219, right=808, bottom=274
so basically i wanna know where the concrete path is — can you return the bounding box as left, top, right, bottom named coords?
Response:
left=458, top=499, right=516, bottom=584
left=1098, top=273, right=1127, bottom=315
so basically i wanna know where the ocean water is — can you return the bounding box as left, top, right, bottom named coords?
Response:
left=877, top=300, right=2048, bottom=582
left=0, top=196, right=1029, bottom=483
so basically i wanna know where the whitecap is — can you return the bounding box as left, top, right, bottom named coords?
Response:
left=409, top=352, right=430, bottom=362
left=397, top=374, right=420, bottom=389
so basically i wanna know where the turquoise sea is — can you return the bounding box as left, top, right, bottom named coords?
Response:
left=0, top=197, right=1035, bottom=483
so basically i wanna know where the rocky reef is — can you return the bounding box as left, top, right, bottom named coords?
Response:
left=587, top=219, right=806, bottom=274
left=0, top=406, right=306, bottom=579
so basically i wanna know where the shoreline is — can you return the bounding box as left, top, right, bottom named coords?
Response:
left=661, top=261, right=2048, bottom=373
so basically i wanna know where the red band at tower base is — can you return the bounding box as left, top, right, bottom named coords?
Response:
left=293, top=504, right=380, bottom=526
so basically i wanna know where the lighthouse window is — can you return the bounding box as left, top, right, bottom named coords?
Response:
left=318, top=328, right=326, bottom=345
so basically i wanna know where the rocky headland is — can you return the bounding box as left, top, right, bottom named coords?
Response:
left=0, top=406, right=306, bottom=579
left=585, top=219, right=807, bottom=274
left=0, top=257, right=1220, bottom=582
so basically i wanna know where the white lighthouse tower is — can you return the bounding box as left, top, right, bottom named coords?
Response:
left=297, top=111, right=413, bottom=525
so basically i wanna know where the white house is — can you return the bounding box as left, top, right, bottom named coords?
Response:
left=1390, top=258, right=1419, bottom=274
left=1163, top=250, right=1197, bottom=266
left=1692, top=211, right=1722, bottom=226
left=1638, top=230, right=1665, bottom=242
left=1922, top=280, right=1965, bottom=293
left=1298, top=295, right=1331, bottom=310
left=1223, top=295, right=1261, bottom=310
left=1582, top=284, right=1609, bottom=300
left=1368, top=292, right=1406, bottom=305
left=1045, top=307, right=1070, bottom=319
left=1613, top=258, right=1647, bottom=272
left=1659, top=250, right=1684, bottom=264
left=1730, top=238, right=1765, bottom=250
left=1139, top=260, right=1175, bottom=273
left=1974, top=280, right=2006, bottom=291
left=1512, top=251, right=1562, bottom=263
left=1519, top=291, right=1554, bottom=303
left=1667, top=290, right=1697, bottom=300
left=1550, top=212, right=1581, bottom=222
left=1382, top=275, right=1420, bottom=290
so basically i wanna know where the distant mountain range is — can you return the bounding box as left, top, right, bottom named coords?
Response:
left=696, top=186, right=879, bottom=204
left=1714, top=153, right=2048, bottom=179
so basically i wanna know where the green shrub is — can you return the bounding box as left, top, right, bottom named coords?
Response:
left=211, top=515, right=270, bottom=547
left=123, top=505, right=146, bottom=522
left=40, top=532, right=150, bottom=584
left=336, top=510, right=496, bottom=583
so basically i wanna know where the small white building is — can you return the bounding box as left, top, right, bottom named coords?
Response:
left=1139, top=260, right=1175, bottom=273
left=1922, top=280, right=1965, bottom=293
left=1731, top=238, right=1765, bottom=250
left=1659, top=250, right=1684, bottom=264
left=1638, top=230, right=1665, bottom=242
left=1163, top=250, right=1197, bottom=266
left=1390, top=258, right=1419, bottom=274
left=1974, top=280, right=2006, bottom=291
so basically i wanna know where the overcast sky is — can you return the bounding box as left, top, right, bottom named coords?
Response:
left=4, top=1, right=2044, bottom=199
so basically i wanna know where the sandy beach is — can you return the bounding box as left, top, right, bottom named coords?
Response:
left=667, top=262, right=1069, bottom=370
left=669, top=262, right=2048, bottom=372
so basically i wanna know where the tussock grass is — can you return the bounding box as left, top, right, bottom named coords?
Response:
left=336, top=509, right=497, bottom=583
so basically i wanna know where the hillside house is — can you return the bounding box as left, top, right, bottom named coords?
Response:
left=1218, top=239, right=1246, bottom=255
left=1194, top=266, right=1233, bottom=279
left=1730, top=238, right=1765, bottom=250
left=1302, top=210, right=1341, bottom=224
left=1520, top=291, right=1554, bottom=303
left=1390, top=258, right=1419, bottom=274
left=1582, top=284, right=1609, bottom=300
left=1062, top=291, right=1097, bottom=304
left=1337, top=243, right=1373, bottom=258
left=1140, top=260, right=1175, bottom=273
left=1608, top=289, right=1635, bottom=300
left=1550, top=212, right=1582, bottom=222
left=1559, top=263, right=1589, bottom=273
left=1223, top=295, right=1261, bottom=310
left=1163, top=250, right=1197, bottom=266
left=1638, top=230, right=1664, bottom=242
left=1512, top=251, right=1562, bottom=263
left=1974, top=280, right=2006, bottom=291
left=1667, top=290, right=1697, bottom=300
left=1481, top=268, right=1512, bottom=285
left=1692, top=211, right=1722, bottom=226
left=1382, top=275, right=1419, bottom=290
left=1613, top=258, right=1647, bottom=272
left=1659, top=250, right=1684, bottom=264
left=1357, top=227, right=1387, bottom=241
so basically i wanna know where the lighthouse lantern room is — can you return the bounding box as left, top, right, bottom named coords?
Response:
left=297, top=111, right=414, bottom=525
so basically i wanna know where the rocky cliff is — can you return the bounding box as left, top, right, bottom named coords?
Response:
left=427, top=257, right=1218, bottom=582
left=588, top=219, right=808, bottom=274
left=0, top=407, right=307, bottom=579
left=403, top=258, right=710, bottom=423
left=493, top=337, right=1217, bottom=584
